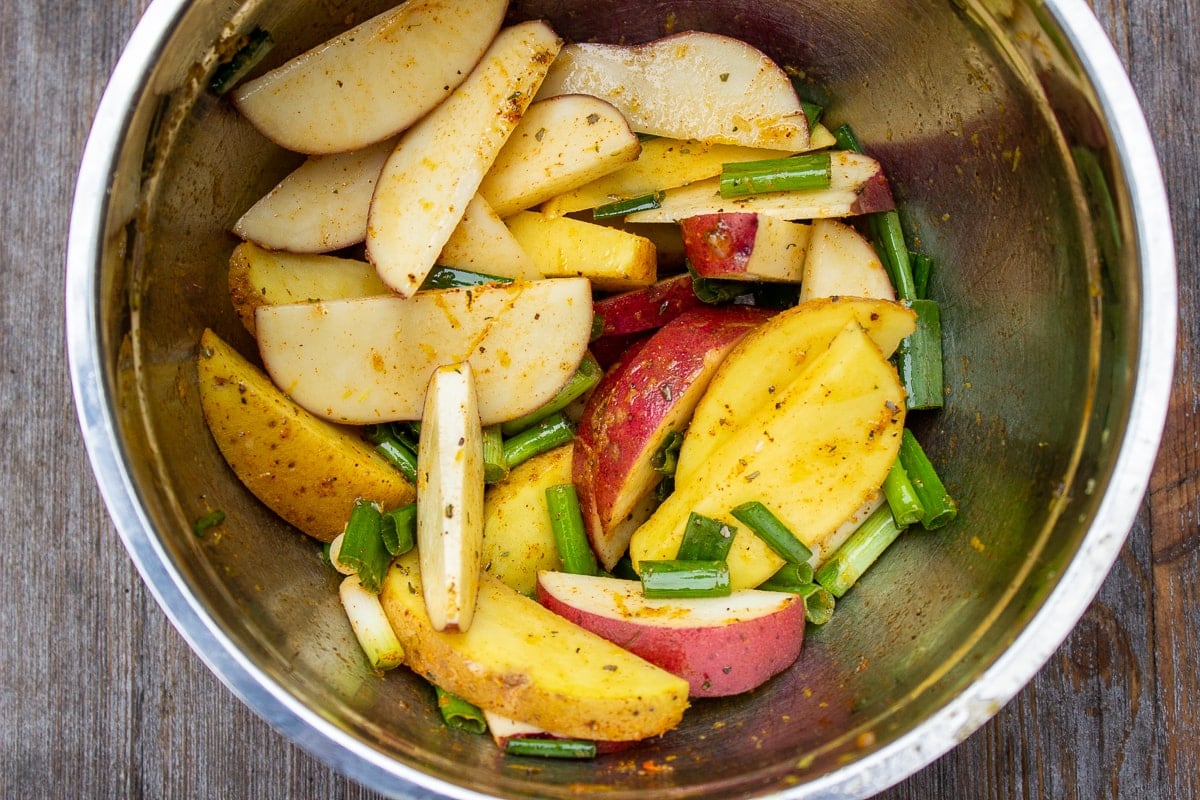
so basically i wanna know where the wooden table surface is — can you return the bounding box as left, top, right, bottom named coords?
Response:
left=2, top=0, right=1195, bottom=797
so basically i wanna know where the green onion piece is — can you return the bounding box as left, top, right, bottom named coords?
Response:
left=910, top=251, right=933, bottom=300
left=640, top=560, right=731, bottom=598
left=500, top=354, right=601, bottom=436
left=208, top=27, right=274, bottom=95
left=380, top=503, right=416, bottom=556
left=482, top=424, right=509, bottom=484
left=502, top=413, right=574, bottom=471
left=592, top=191, right=664, bottom=220
left=801, top=100, right=824, bottom=128
left=650, top=430, right=684, bottom=477
left=320, top=541, right=333, bottom=568
left=832, top=123, right=864, bottom=154
left=719, top=153, right=832, bottom=198
left=389, top=421, right=420, bottom=452
left=420, top=265, right=513, bottom=290
left=545, top=484, right=599, bottom=576
left=337, top=499, right=390, bottom=594
left=882, top=459, right=926, bottom=527
left=898, top=428, right=957, bottom=529
left=611, top=554, right=639, bottom=581
left=676, top=512, right=736, bottom=562
left=505, top=738, right=597, bottom=759
left=730, top=501, right=813, bottom=564
left=435, top=686, right=487, bottom=734
left=872, top=211, right=917, bottom=302
left=366, top=425, right=418, bottom=482
left=814, top=504, right=905, bottom=598
left=757, top=561, right=815, bottom=592
left=193, top=509, right=225, bottom=537
left=590, top=313, right=605, bottom=342
left=896, top=299, right=945, bottom=410
left=796, top=582, right=836, bottom=625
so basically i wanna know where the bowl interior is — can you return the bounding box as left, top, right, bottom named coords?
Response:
left=87, top=0, right=1144, bottom=796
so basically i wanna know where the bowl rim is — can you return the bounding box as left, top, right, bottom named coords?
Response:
left=65, top=0, right=1176, bottom=797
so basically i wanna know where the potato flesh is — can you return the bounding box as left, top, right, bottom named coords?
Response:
left=481, top=444, right=572, bottom=596
left=254, top=278, right=592, bottom=426
left=629, top=322, right=908, bottom=589
left=233, top=0, right=507, bottom=154
left=479, top=94, right=641, bottom=218
left=367, top=21, right=563, bottom=297
left=417, top=364, right=485, bottom=633
left=624, top=151, right=893, bottom=223
left=506, top=211, right=656, bottom=291
left=227, top=243, right=390, bottom=335
left=536, top=32, right=810, bottom=150
left=677, top=297, right=917, bottom=484
left=196, top=329, right=414, bottom=542
left=380, top=552, right=690, bottom=742
left=799, top=218, right=898, bottom=303
left=232, top=138, right=395, bottom=253
left=439, top=195, right=540, bottom=280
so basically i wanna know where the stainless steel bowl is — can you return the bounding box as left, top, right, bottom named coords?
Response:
left=66, top=0, right=1175, bottom=797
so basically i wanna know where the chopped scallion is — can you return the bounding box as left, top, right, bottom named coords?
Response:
left=639, top=559, right=731, bottom=598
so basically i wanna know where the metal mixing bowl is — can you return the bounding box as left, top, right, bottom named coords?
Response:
left=66, top=0, right=1175, bottom=796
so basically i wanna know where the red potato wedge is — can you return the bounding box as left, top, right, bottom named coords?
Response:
left=367, top=22, right=563, bottom=297
left=255, top=277, right=592, bottom=426
left=536, top=32, right=809, bottom=150
left=591, top=273, right=705, bottom=338
left=232, top=137, right=395, bottom=253
left=624, top=151, right=895, bottom=223
left=681, top=213, right=811, bottom=282
left=573, top=305, right=772, bottom=570
left=588, top=331, right=650, bottom=372
left=233, top=0, right=507, bottom=154
left=798, top=218, right=897, bottom=302
left=479, top=94, right=641, bottom=218
left=537, top=571, right=805, bottom=697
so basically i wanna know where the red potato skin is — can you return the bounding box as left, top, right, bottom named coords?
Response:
left=592, top=273, right=704, bottom=337
left=850, top=170, right=896, bottom=214
left=573, top=305, right=772, bottom=570
left=678, top=213, right=760, bottom=278
left=537, top=580, right=806, bottom=697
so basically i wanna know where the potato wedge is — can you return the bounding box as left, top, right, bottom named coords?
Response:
left=255, top=277, right=592, bottom=426
left=536, top=32, right=809, bottom=149
left=482, top=444, right=572, bottom=596
left=798, top=218, right=897, bottom=303
left=196, top=329, right=414, bottom=542
left=417, top=363, right=485, bottom=632
left=478, top=94, right=641, bottom=218
left=367, top=21, right=563, bottom=297
left=507, top=211, right=656, bottom=291
left=227, top=243, right=390, bottom=335
left=541, top=137, right=801, bottom=217
left=232, top=137, right=395, bottom=253
left=677, top=297, right=915, bottom=484
left=380, top=551, right=690, bottom=741
left=232, top=0, right=507, bottom=154
left=630, top=321, right=908, bottom=590
left=681, top=213, right=811, bottom=282
left=624, top=151, right=895, bottom=222
left=439, top=195, right=540, bottom=280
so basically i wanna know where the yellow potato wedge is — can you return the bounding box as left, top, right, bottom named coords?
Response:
left=677, top=297, right=916, bottom=484
left=227, top=243, right=390, bottom=336
left=507, top=211, right=656, bottom=291
left=481, top=444, right=572, bottom=596
left=196, top=329, right=414, bottom=542
left=630, top=321, right=908, bottom=589
left=380, top=551, right=690, bottom=741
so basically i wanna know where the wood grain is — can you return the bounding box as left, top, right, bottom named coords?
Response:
left=1, top=0, right=1195, bottom=797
